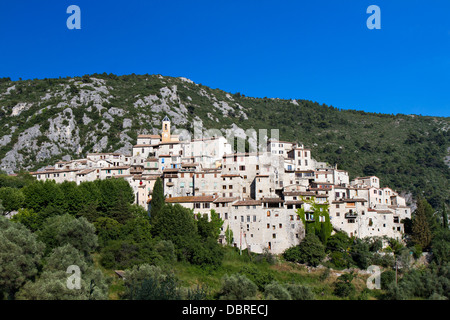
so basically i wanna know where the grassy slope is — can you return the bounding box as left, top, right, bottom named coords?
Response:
left=95, top=246, right=379, bottom=300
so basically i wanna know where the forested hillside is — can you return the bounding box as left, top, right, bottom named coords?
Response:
left=0, top=74, right=448, bottom=208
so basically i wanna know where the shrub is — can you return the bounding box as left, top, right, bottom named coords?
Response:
left=219, top=274, right=258, bottom=300
left=285, top=283, right=315, bottom=300
left=283, top=234, right=325, bottom=267
left=264, top=281, right=291, bottom=300
left=333, top=272, right=356, bottom=298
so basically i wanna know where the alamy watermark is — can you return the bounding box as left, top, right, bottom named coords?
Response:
left=366, top=265, right=381, bottom=289
left=67, top=5, right=81, bottom=30
left=367, top=5, right=381, bottom=30
left=66, top=265, right=81, bottom=290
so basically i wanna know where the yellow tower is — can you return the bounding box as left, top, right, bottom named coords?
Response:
left=161, top=115, right=171, bottom=143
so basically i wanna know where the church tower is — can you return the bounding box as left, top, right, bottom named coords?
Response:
left=161, top=115, right=171, bottom=143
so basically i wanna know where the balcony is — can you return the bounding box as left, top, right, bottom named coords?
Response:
left=345, top=212, right=358, bottom=218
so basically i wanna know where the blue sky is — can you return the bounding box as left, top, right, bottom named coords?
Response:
left=0, top=0, right=449, bottom=117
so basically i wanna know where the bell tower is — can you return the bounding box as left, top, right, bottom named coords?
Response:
left=162, top=115, right=171, bottom=143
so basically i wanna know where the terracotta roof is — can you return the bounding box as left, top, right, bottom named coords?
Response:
left=181, top=163, right=198, bottom=167
left=233, top=199, right=262, bottom=206
left=213, top=197, right=239, bottom=203
left=101, top=166, right=130, bottom=171
left=340, top=198, right=367, bottom=203
left=146, top=158, right=158, bottom=162
left=133, top=144, right=154, bottom=148
left=221, top=174, right=241, bottom=178
left=32, top=169, right=78, bottom=174
left=137, top=134, right=161, bottom=138
left=76, top=169, right=96, bottom=175
left=261, top=197, right=283, bottom=203
left=283, top=191, right=305, bottom=196
left=285, top=200, right=304, bottom=205
left=165, top=195, right=217, bottom=203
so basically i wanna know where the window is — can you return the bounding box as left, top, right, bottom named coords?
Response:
left=267, top=223, right=270, bottom=229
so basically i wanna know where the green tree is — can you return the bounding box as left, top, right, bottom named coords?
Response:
left=196, top=210, right=224, bottom=241
left=16, top=268, right=108, bottom=300
left=123, top=264, right=164, bottom=299
left=442, top=204, right=448, bottom=229
left=225, top=225, right=233, bottom=245
left=108, top=191, right=133, bottom=224
left=94, top=217, right=122, bottom=248
left=150, top=177, right=165, bottom=222
left=132, top=272, right=182, bottom=300
left=412, top=199, right=433, bottom=249
left=283, top=233, right=326, bottom=267
left=0, top=216, right=45, bottom=299
left=219, top=274, right=258, bottom=300
left=334, top=272, right=356, bottom=298
left=59, top=181, right=83, bottom=216
left=10, top=208, right=40, bottom=232
left=37, top=214, right=98, bottom=257
left=0, top=187, right=25, bottom=214
left=22, top=180, right=64, bottom=212
left=152, top=204, right=197, bottom=260
left=350, top=239, right=372, bottom=269
left=431, top=228, right=450, bottom=266
left=264, top=281, right=291, bottom=300
left=285, top=283, right=315, bottom=300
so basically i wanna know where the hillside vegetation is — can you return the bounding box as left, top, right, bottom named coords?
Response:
left=0, top=74, right=448, bottom=208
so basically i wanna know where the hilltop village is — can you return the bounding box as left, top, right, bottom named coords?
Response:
left=30, top=117, right=411, bottom=254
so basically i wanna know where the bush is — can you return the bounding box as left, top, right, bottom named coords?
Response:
left=264, top=281, right=291, bottom=300
left=37, top=214, right=98, bottom=257
left=333, top=272, right=356, bottom=298
left=239, top=265, right=274, bottom=291
left=219, top=274, right=258, bottom=300
left=381, top=270, right=396, bottom=290
left=330, top=251, right=351, bottom=269
left=285, top=283, right=315, bottom=300
left=283, top=233, right=325, bottom=267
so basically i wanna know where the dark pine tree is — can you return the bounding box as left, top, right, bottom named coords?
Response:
left=150, top=177, right=165, bottom=223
